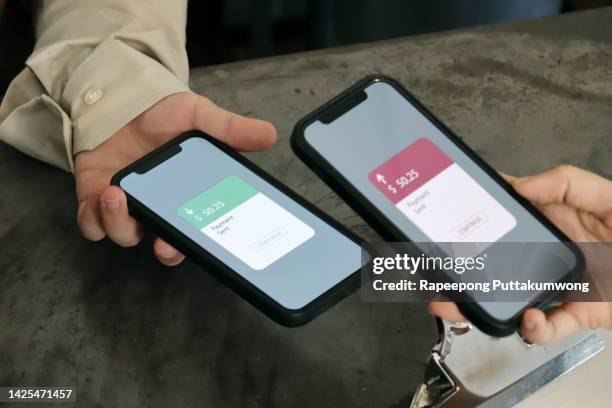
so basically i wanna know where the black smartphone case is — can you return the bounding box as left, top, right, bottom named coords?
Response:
left=291, top=74, right=584, bottom=337
left=111, top=131, right=365, bottom=328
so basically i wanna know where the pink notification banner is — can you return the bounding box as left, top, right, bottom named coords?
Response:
left=368, top=138, right=453, bottom=204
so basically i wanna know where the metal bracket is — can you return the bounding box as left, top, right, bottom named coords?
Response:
left=410, top=320, right=604, bottom=407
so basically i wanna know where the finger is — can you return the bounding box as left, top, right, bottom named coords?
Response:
left=77, top=193, right=106, bottom=241
left=100, top=186, right=143, bottom=247
left=521, top=305, right=589, bottom=344
left=192, top=95, right=277, bottom=151
left=429, top=302, right=466, bottom=322
left=154, top=238, right=185, bottom=266
left=512, top=165, right=612, bottom=223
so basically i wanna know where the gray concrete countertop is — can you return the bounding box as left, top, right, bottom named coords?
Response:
left=1, top=7, right=612, bottom=408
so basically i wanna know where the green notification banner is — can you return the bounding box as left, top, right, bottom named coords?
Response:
left=178, top=176, right=258, bottom=229
left=177, top=175, right=315, bottom=270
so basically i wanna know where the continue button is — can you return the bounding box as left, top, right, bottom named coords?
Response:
left=453, top=212, right=488, bottom=239
left=252, top=227, right=288, bottom=251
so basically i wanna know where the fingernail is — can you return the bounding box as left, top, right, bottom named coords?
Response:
left=524, top=318, right=536, bottom=331
left=160, top=253, right=177, bottom=261
left=159, top=248, right=177, bottom=259
left=102, top=197, right=120, bottom=210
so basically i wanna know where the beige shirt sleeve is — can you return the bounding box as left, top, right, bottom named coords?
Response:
left=0, top=0, right=190, bottom=172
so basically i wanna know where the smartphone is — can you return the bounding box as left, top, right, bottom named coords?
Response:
left=291, top=75, right=584, bottom=336
left=111, top=131, right=367, bottom=327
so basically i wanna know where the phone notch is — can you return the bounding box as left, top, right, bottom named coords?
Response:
left=134, top=144, right=183, bottom=174
left=319, top=89, right=368, bottom=124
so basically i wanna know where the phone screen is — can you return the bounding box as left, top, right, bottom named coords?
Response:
left=119, top=136, right=364, bottom=310
left=303, top=80, right=577, bottom=320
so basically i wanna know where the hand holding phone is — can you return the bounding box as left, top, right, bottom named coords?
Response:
left=74, top=92, right=276, bottom=265
left=292, top=75, right=584, bottom=337
left=432, top=165, right=612, bottom=344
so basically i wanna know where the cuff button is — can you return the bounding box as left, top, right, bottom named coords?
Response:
left=83, top=86, right=104, bottom=105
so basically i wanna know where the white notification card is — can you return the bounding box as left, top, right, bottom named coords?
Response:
left=368, top=138, right=516, bottom=243
left=178, top=176, right=315, bottom=270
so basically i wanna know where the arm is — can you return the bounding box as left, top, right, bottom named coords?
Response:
left=0, top=0, right=277, bottom=264
left=0, top=0, right=189, bottom=171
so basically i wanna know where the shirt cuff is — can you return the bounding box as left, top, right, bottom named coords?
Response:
left=56, top=38, right=189, bottom=155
